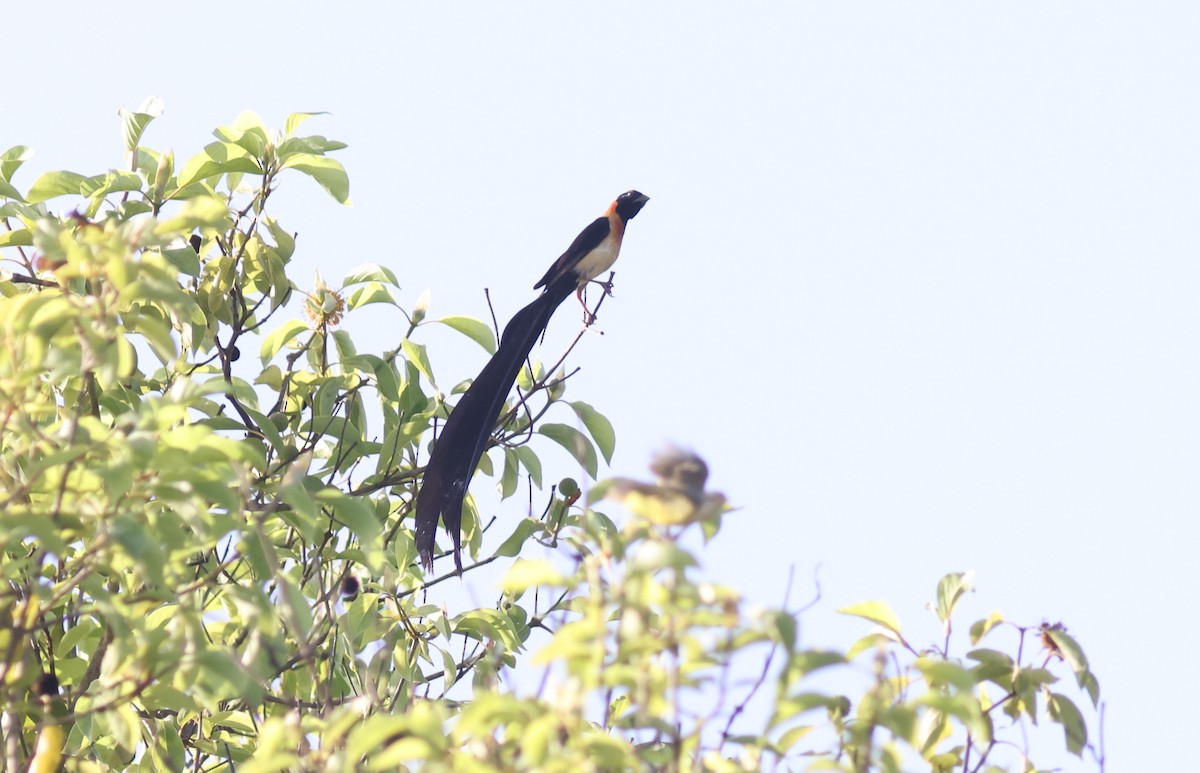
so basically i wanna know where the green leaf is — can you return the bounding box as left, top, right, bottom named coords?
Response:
left=241, top=529, right=273, bottom=579
left=498, top=448, right=520, bottom=498
left=111, top=514, right=166, bottom=586
left=837, top=600, right=902, bottom=638
left=513, top=445, right=543, bottom=488
left=475, top=447, right=493, bottom=477
left=784, top=649, right=846, bottom=680
left=242, top=405, right=285, bottom=456
left=1043, top=626, right=1089, bottom=680
left=111, top=703, right=143, bottom=758
left=209, top=710, right=259, bottom=736
left=915, top=657, right=976, bottom=690
left=281, top=153, right=349, bottom=203
left=346, top=282, right=397, bottom=310
left=277, top=135, right=348, bottom=158
left=401, top=339, right=435, bottom=386
left=176, top=141, right=263, bottom=188
left=118, top=96, right=164, bottom=152
left=629, top=540, right=696, bottom=572
left=28, top=295, right=77, bottom=339
left=316, top=491, right=383, bottom=573
left=1, top=145, right=33, bottom=182
left=436, top=315, right=496, bottom=354
left=279, top=575, right=314, bottom=639
left=25, top=170, right=86, bottom=203
left=538, top=423, right=598, bottom=478
left=968, top=648, right=1017, bottom=691
left=356, top=354, right=400, bottom=403
left=132, top=314, right=178, bottom=362
left=500, top=558, right=568, bottom=594
left=969, top=612, right=1004, bottom=645
left=278, top=478, right=321, bottom=545
left=228, top=126, right=269, bottom=159
left=1047, top=693, right=1087, bottom=756
left=846, top=632, right=894, bottom=660
left=0, top=179, right=22, bottom=201
left=265, top=217, right=296, bottom=260
left=774, top=725, right=815, bottom=755
left=1077, top=669, right=1100, bottom=708
left=221, top=110, right=268, bottom=136
left=161, top=245, right=202, bottom=276
left=918, top=692, right=992, bottom=745
left=568, top=401, right=615, bottom=464
left=214, top=112, right=271, bottom=159
left=517, top=358, right=543, bottom=391
left=440, top=647, right=458, bottom=692
left=58, top=617, right=101, bottom=656
left=2, top=514, right=68, bottom=554
left=765, top=611, right=797, bottom=653
left=0, top=228, right=32, bottom=247
left=581, top=736, right=634, bottom=769
left=80, top=169, right=144, bottom=198
left=935, top=571, right=973, bottom=623
left=452, top=607, right=521, bottom=651
left=493, top=518, right=541, bottom=559
left=316, top=489, right=380, bottom=544
left=260, top=319, right=310, bottom=365
left=152, top=195, right=229, bottom=235
left=342, top=263, right=399, bottom=287
left=393, top=528, right=416, bottom=571
left=299, top=415, right=358, bottom=443
left=332, top=329, right=357, bottom=361
left=1013, top=666, right=1058, bottom=694
left=284, top=111, right=329, bottom=137
left=770, top=693, right=850, bottom=729
left=346, top=715, right=413, bottom=763
left=0, top=201, right=39, bottom=220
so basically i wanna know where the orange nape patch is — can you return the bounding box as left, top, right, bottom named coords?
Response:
left=607, top=207, right=626, bottom=241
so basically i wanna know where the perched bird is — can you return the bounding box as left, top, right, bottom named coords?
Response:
left=415, top=191, right=649, bottom=572
left=535, top=190, right=651, bottom=318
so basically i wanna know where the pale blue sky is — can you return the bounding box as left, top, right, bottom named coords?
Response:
left=8, top=2, right=1198, bottom=767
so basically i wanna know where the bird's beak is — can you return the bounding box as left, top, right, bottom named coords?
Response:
left=621, top=191, right=650, bottom=219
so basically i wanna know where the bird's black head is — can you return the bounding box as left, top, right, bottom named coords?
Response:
left=614, top=190, right=649, bottom=221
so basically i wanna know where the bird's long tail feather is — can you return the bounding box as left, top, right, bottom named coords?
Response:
left=414, top=280, right=574, bottom=572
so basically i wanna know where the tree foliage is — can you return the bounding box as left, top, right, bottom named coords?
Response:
left=0, top=103, right=1102, bottom=771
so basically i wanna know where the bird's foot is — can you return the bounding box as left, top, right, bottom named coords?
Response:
left=590, top=278, right=616, bottom=298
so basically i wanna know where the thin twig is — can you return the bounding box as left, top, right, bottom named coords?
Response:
left=720, top=565, right=796, bottom=744
left=399, top=555, right=501, bottom=597
left=7, top=273, right=56, bottom=288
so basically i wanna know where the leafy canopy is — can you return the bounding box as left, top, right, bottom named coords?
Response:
left=0, top=102, right=1101, bottom=771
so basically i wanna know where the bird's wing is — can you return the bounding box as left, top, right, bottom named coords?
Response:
left=533, top=216, right=612, bottom=290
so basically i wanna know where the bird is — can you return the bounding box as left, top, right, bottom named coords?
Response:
left=414, top=190, right=649, bottom=573
left=597, top=446, right=728, bottom=527
left=535, top=190, right=651, bottom=318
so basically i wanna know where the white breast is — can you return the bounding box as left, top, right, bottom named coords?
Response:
left=574, top=238, right=620, bottom=282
